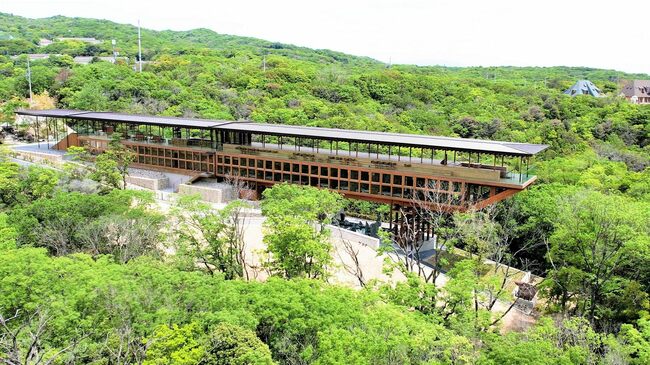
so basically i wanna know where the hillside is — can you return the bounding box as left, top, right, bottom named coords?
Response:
left=0, top=12, right=379, bottom=66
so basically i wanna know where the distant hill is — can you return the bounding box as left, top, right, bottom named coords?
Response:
left=0, top=12, right=380, bottom=66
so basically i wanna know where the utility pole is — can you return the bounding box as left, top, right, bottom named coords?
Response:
left=111, top=39, right=117, bottom=63
left=137, top=20, right=143, bottom=72
left=26, top=56, right=33, bottom=104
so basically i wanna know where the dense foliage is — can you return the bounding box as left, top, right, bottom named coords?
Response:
left=1, top=246, right=648, bottom=364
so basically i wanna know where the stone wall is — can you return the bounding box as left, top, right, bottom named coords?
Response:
left=125, top=174, right=169, bottom=190
left=178, top=183, right=235, bottom=204
left=12, top=149, right=65, bottom=167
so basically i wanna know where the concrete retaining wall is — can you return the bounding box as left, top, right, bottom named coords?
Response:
left=12, top=149, right=65, bottom=167
left=326, top=225, right=381, bottom=250
left=125, top=174, right=169, bottom=190
left=178, top=183, right=234, bottom=204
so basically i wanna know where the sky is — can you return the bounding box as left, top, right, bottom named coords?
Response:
left=2, top=0, right=650, bottom=74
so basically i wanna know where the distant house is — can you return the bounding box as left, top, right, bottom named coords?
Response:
left=55, top=37, right=102, bottom=45
left=38, top=38, right=53, bottom=47
left=9, top=54, right=55, bottom=61
left=73, top=56, right=128, bottom=65
left=564, top=80, right=602, bottom=97
left=620, top=80, right=650, bottom=104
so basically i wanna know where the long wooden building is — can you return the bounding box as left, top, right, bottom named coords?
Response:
left=16, top=109, right=547, bottom=213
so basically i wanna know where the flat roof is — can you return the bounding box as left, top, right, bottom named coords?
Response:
left=16, top=109, right=234, bottom=129
left=218, top=122, right=547, bottom=156
left=16, top=109, right=548, bottom=156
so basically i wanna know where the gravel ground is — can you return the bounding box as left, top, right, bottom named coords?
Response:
left=11, top=142, right=68, bottom=157
left=128, top=168, right=167, bottom=179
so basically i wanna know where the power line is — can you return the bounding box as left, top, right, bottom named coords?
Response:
left=137, top=20, right=143, bottom=73
left=26, top=56, right=33, bottom=103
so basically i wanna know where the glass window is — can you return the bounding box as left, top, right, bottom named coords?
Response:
left=392, top=187, right=402, bottom=197
left=371, top=185, right=380, bottom=194
left=249, top=159, right=256, bottom=167
left=451, top=194, right=461, bottom=205
left=350, top=182, right=359, bottom=192
left=361, top=171, right=369, bottom=181
left=351, top=170, right=359, bottom=180
left=330, top=168, right=338, bottom=178
left=283, top=162, right=290, bottom=172
left=382, top=174, right=391, bottom=184
left=311, top=166, right=318, bottom=175
left=452, top=182, right=461, bottom=192
left=274, top=162, right=281, bottom=170
left=371, top=173, right=380, bottom=183
left=274, top=172, right=282, bottom=181
left=340, top=169, right=348, bottom=179
left=265, top=160, right=272, bottom=169
left=440, top=181, right=449, bottom=191
left=427, top=179, right=437, bottom=189
left=224, top=156, right=230, bottom=164
left=320, top=167, right=328, bottom=176
left=302, top=165, right=309, bottom=174
left=361, top=183, right=370, bottom=193
left=256, top=171, right=263, bottom=179
left=393, top=175, right=402, bottom=185
left=292, top=164, right=300, bottom=173
left=340, top=181, right=349, bottom=190
left=405, top=176, right=414, bottom=186
left=257, top=159, right=263, bottom=168
left=233, top=158, right=239, bottom=166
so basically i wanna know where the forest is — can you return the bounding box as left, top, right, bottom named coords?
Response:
left=0, top=12, right=649, bottom=364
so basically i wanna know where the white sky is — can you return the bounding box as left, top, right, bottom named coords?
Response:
left=3, top=0, right=649, bottom=74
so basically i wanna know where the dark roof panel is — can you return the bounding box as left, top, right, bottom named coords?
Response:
left=16, top=109, right=85, bottom=117
left=218, top=122, right=548, bottom=155
left=16, top=109, right=235, bottom=128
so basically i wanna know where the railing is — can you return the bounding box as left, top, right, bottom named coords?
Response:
left=220, top=144, right=524, bottom=185
left=77, top=133, right=217, bottom=151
